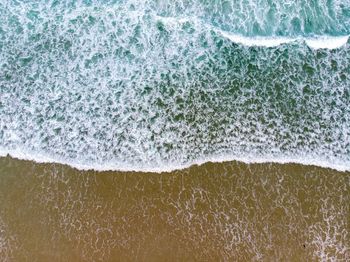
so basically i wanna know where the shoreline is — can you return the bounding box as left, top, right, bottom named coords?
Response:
left=1, top=150, right=349, bottom=174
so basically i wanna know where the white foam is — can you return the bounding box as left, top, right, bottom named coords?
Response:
left=157, top=15, right=349, bottom=49
left=220, top=32, right=349, bottom=49
left=1, top=148, right=349, bottom=173
left=304, top=35, right=349, bottom=49
left=220, top=32, right=294, bottom=47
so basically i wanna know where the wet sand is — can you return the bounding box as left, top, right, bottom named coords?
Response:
left=0, top=156, right=348, bottom=261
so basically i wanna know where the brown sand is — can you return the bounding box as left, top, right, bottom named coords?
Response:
left=0, top=156, right=348, bottom=261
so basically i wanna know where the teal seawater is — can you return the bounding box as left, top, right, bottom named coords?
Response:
left=0, top=0, right=349, bottom=171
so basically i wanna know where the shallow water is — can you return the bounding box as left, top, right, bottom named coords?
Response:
left=0, top=156, right=348, bottom=261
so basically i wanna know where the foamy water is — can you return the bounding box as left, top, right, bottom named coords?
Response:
left=0, top=0, right=349, bottom=172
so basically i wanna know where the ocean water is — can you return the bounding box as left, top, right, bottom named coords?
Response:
left=0, top=0, right=349, bottom=172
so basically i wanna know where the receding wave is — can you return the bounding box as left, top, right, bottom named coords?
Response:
left=0, top=0, right=349, bottom=173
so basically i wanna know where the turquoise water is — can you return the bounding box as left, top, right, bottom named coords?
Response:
left=0, top=0, right=349, bottom=171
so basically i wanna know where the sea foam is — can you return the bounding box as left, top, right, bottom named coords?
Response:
left=220, top=33, right=349, bottom=49
left=0, top=1, right=349, bottom=173
left=1, top=148, right=349, bottom=173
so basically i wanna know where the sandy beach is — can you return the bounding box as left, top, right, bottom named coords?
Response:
left=0, top=156, right=348, bottom=261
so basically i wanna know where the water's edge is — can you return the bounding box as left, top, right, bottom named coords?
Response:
left=1, top=150, right=349, bottom=173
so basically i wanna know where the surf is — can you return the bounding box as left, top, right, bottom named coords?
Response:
left=0, top=0, right=349, bottom=173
